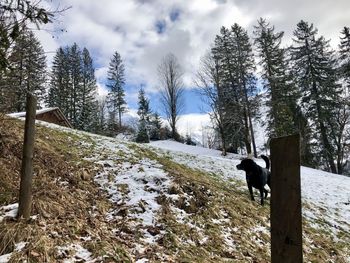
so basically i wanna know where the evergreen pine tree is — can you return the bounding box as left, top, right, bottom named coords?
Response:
left=212, top=26, right=242, bottom=154
left=6, top=28, right=46, bottom=112
left=290, top=20, right=341, bottom=173
left=149, top=112, right=162, bottom=140
left=136, top=120, right=150, bottom=143
left=136, top=87, right=150, bottom=143
left=339, top=26, right=350, bottom=91
left=211, top=24, right=259, bottom=156
left=78, top=47, right=98, bottom=131
left=230, top=23, right=259, bottom=157
left=107, top=51, right=126, bottom=134
left=254, top=18, right=315, bottom=166
left=96, top=97, right=107, bottom=134
left=48, top=47, right=70, bottom=116
left=48, top=44, right=100, bottom=132
left=335, top=27, right=350, bottom=174
left=137, top=87, right=151, bottom=122
left=254, top=18, right=299, bottom=137
left=69, top=43, right=82, bottom=127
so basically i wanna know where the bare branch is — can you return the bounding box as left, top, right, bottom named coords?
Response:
left=157, top=53, right=185, bottom=140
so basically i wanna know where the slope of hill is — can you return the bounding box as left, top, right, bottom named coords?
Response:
left=150, top=140, right=350, bottom=237
left=0, top=115, right=349, bottom=262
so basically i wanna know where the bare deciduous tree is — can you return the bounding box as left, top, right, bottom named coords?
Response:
left=158, top=53, right=185, bottom=140
left=195, top=52, right=228, bottom=155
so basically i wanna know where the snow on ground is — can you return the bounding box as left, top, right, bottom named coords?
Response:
left=26, top=121, right=176, bottom=261
left=150, top=140, right=350, bottom=235
left=0, top=253, right=12, bottom=263
left=150, top=140, right=241, bottom=159
left=300, top=166, right=350, bottom=233
left=150, top=140, right=247, bottom=187
left=0, top=242, right=28, bottom=263
left=6, top=118, right=349, bottom=260
left=37, top=120, right=350, bottom=241
left=73, top=131, right=173, bottom=260
left=56, top=243, right=95, bottom=263
left=0, top=203, right=18, bottom=222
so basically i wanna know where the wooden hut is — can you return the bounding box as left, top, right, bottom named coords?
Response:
left=8, top=107, right=72, bottom=128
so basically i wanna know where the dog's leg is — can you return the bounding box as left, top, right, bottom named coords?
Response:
left=267, top=175, right=271, bottom=189
left=248, top=184, right=255, bottom=201
left=264, top=188, right=268, bottom=199
left=259, top=188, right=264, bottom=206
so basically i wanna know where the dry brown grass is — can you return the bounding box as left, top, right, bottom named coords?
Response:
left=1, top=115, right=349, bottom=262
left=0, top=115, right=131, bottom=262
left=130, top=144, right=350, bottom=263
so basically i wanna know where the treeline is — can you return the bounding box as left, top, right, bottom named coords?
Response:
left=0, top=29, right=46, bottom=113
left=0, top=30, right=104, bottom=133
left=47, top=43, right=98, bottom=131
left=197, top=19, right=350, bottom=174
left=0, top=27, right=166, bottom=140
left=1, top=17, right=349, bottom=174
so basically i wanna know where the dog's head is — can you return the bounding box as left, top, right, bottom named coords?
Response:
left=236, top=158, right=256, bottom=172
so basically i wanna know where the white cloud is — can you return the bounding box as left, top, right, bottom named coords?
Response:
left=96, top=83, right=109, bottom=98
left=37, top=0, right=349, bottom=110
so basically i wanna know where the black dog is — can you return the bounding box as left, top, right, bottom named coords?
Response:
left=236, top=155, right=271, bottom=205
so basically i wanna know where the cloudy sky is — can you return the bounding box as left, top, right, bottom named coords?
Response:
left=36, top=0, right=350, bottom=136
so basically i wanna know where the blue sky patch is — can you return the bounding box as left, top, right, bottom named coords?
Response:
left=155, top=20, right=166, bottom=34
left=170, top=9, right=180, bottom=22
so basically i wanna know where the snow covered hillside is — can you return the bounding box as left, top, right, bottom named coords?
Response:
left=1, top=117, right=349, bottom=262
left=150, top=140, right=350, bottom=236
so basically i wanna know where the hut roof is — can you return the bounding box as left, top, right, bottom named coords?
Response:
left=8, top=107, right=72, bottom=128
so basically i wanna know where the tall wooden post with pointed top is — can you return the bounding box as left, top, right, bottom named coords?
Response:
left=18, top=93, right=37, bottom=220
left=270, top=134, right=303, bottom=263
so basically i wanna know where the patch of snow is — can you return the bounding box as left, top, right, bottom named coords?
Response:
left=0, top=253, right=12, bottom=263
left=7, top=107, right=61, bottom=118
left=0, top=203, right=18, bottom=222
left=14, top=242, right=27, bottom=252
left=222, top=228, right=236, bottom=251
left=252, top=225, right=270, bottom=236
left=300, top=166, right=350, bottom=233
left=19, top=113, right=350, bottom=258
left=0, top=241, right=28, bottom=263
left=57, top=243, right=95, bottom=263
left=69, top=130, right=174, bottom=251
left=30, top=214, right=39, bottom=220
left=96, top=159, right=170, bottom=226
left=150, top=140, right=241, bottom=159
left=115, top=133, right=135, bottom=141
left=149, top=140, right=350, bottom=236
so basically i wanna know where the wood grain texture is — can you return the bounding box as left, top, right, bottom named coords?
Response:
left=18, top=93, right=37, bottom=220
left=270, top=134, right=303, bottom=263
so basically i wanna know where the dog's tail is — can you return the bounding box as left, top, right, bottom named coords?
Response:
left=260, top=155, right=270, bottom=170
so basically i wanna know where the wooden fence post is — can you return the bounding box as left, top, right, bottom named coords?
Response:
left=18, top=93, right=37, bottom=220
left=270, top=134, right=303, bottom=263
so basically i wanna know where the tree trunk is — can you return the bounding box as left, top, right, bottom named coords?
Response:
left=16, top=56, right=24, bottom=112
left=219, top=124, right=227, bottom=156
left=248, top=112, right=257, bottom=158
left=171, top=117, right=177, bottom=141
left=319, top=118, right=337, bottom=173
left=312, top=84, right=337, bottom=173
left=118, top=105, right=122, bottom=128
left=18, top=93, right=37, bottom=220
left=244, top=87, right=257, bottom=158
left=243, top=109, right=252, bottom=155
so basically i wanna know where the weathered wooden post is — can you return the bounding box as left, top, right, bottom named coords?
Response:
left=270, top=134, right=302, bottom=263
left=18, top=93, right=37, bottom=220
